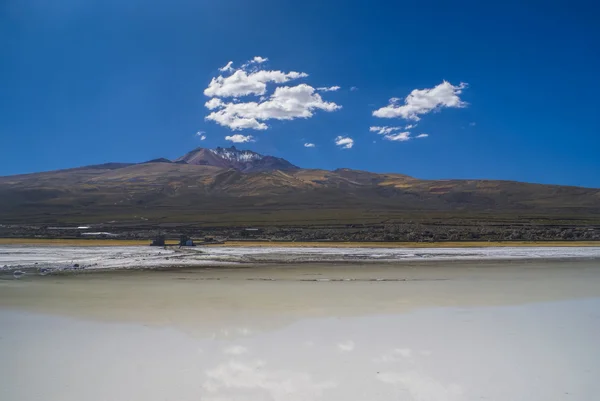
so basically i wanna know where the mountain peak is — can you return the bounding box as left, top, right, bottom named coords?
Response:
left=174, top=147, right=298, bottom=173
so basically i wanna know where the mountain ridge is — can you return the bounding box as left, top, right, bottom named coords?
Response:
left=0, top=147, right=598, bottom=227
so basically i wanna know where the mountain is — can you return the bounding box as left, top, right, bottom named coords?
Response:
left=0, top=147, right=599, bottom=231
left=174, top=146, right=298, bottom=172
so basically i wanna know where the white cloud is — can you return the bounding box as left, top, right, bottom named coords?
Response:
left=195, top=131, right=207, bottom=140
left=223, top=345, right=248, bottom=356
left=218, top=61, right=234, bottom=73
left=350, top=86, right=358, bottom=91
left=335, top=136, right=354, bottom=149
left=369, top=126, right=403, bottom=135
left=373, top=81, right=468, bottom=121
left=416, top=133, right=429, bottom=138
left=206, top=84, right=341, bottom=131
left=384, top=132, right=411, bottom=141
left=337, top=340, right=355, bottom=352
left=370, top=126, right=413, bottom=141
left=205, top=98, right=224, bottom=110
left=304, top=143, right=316, bottom=148
left=204, top=69, right=308, bottom=98
left=204, top=57, right=341, bottom=131
left=405, top=124, right=417, bottom=130
left=317, top=86, right=341, bottom=92
left=225, top=134, right=254, bottom=143
left=251, top=56, right=268, bottom=64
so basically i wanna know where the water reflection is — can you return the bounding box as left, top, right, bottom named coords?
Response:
left=2, top=298, right=599, bottom=400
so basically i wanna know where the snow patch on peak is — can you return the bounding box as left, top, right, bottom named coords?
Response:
left=209, top=147, right=264, bottom=163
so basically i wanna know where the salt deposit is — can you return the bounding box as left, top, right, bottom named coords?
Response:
left=1, top=245, right=599, bottom=274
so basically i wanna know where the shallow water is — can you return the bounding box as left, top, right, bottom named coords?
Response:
left=2, top=260, right=600, bottom=400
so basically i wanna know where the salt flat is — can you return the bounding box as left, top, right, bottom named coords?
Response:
left=1, top=244, right=600, bottom=273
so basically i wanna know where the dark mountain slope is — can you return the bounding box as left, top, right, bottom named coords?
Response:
left=0, top=149, right=598, bottom=226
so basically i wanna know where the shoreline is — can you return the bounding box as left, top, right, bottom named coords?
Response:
left=1, top=238, right=599, bottom=248
left=2, top=243, right=600, bottom=275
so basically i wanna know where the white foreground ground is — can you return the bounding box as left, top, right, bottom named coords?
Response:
left=1, top=245, right=600, bottom=273
left=1, top=260, right=600, bottom=400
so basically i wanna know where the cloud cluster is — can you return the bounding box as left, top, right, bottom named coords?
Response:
left=196, top=131, right=206, bottom=140
left=205, top=70, right=308, bottom=98
left=373, top=81, right=467, bottom=121
left=207, top=84, right=340, bottom=131
left=370, top=81, right=467, bottom=142
left=335, top=136, right=354, bottom=149
left=205, top=61, right=468, bottom=149
left=204, top=57, right=341, bottom=131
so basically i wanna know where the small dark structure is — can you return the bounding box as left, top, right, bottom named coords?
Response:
left=150, top=234, right=166, bottom=247
left=179, top=235, right=196, bottom=247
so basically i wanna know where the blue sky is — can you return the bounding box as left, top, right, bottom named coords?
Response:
left=1, top=0, right=599, bottom=187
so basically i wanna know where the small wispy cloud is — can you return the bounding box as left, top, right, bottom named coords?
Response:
left=405, top=124, right=417, bottom=130
left=317, top=86, right=341, bottom=92
left=369, top=126, right=403, bottom=135
left=350, top=86, right=358, bottom=91
left=370, top=126, right=412, bottom=141
left=304, top=143, right=316, bottom=148
left=416, top=133, right=429, bottom=138
left=384, top=132, right=411, bottom=141
left=196, top=131, right=207, bottom=140
left=251, top=56, right=268, bottom=64
left=218, top=61, right=234, bottom=72
left=335, top=136, right=354, bottom=149
left=225, top=134, right=254, bottom=143
left=469, top=122, right=476, bottom=126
